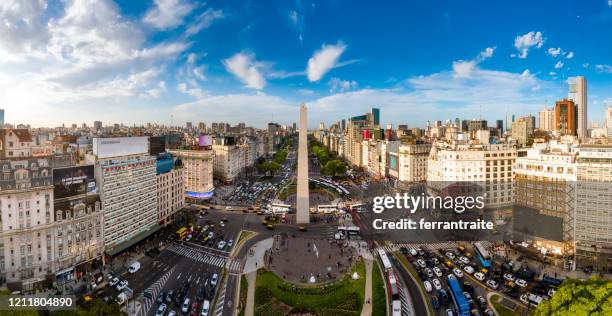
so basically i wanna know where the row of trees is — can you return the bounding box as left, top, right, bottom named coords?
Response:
left=533, top=276, right=611, bottom=315
left=311, top=143, right=347, bottom=177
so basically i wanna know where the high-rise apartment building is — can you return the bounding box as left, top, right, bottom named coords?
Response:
left=555, top=99, right=577, bottom=136
left=91, top=137, right=158, bottom=256
left=168, top=147, right=214, bottom=200
left=427, top=142, right=516, bottom=208
left=156, top=153, right=184, bottom=226
left=397, top=143, right=431, bottom=183
left=513, top=141, right=577, bottom=256
left=93, top=121, right=102, bottom=130
left=538, top=107, right=555, bottom=132
left=212, top=137, right=245, bottom=183
left=606, top=106, right=612, bottom=137
left=511, top=115, right=535, bottom=145
left=574, top=145, right=612, bottom=272
left=568, top=76, right=587, bottom=141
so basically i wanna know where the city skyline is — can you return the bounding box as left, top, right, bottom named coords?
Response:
left=0, top=0, right=611, bottom=128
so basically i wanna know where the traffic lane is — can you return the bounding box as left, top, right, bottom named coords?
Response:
left=124, top=252, right=177, bottom=293
left=222, top=274, right=238, bottom=316
left=147, top=254, right=223, bottom=316
left=391, top=255, right=430, bottom=316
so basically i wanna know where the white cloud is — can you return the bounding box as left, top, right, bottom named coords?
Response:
left=549, top=71, right=556, bottom=76
left=223, top=52, right=266, bottom=90
left=307, top=42, right=347, bottom=82
left=555, top=61, right=564, bottom=69
left=143, top=0, right=194, bottom=30
left=452, top=47, right=495, bottom=78
left=514, top=31, right=545, bottom=58
left=0, top=0, right=50, bottom=61
left=595, top=64, right=612, bottom=73
left=289, top=10, right=298, bottom=24
left=521, top=69, right=532, bottom=79
left=145, top=81, right=167, bottom=98
left=546, top=47, right=563, bottom=57
left=565, top=51, right=574, bottom=59
left=185, top=8, right=224, bottom=36
left=583, top=63, right=590, bottom=68
left=609, top=0, right=612, bottom=7
left=328, top=77, right=358, bottom=93
left=452, top=61, right=476, bottom=78
left=288, top=10, right=304, bottom=41
left=178, top=82, right=206, bottom=98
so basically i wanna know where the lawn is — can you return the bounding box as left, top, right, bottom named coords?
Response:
left=238, top=275, right=248, bottom=316
left=372, top=261, right=387, bottom=316
left=254, top=259, right=366, bottom=316
left=490, top=294, right=517, bottom=316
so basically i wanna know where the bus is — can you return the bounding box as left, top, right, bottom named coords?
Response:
left=447, top=275, right=471, bottom=316
left=349, top=203, right=367, bottom=212
left=386, top=270, right=400, bottom=301
left=269, top=203, right=291, bottom=214
left=338, top=226, right=360, bottom=236
left=176, top=227, right=188, bottom=240
left=473, top=242, right=492, bottom=268
left=317, top=205, right=338, bottom=213
left=391, top=300, right=401, bottom=316
left=378, top=249, right=393, bottom=271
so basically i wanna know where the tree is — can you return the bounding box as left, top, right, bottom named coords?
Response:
left=321, top=160, right=347, bottom=177
left=533, top=276, right=612, bottom=316
left=257, top=161, right=281, bottom=176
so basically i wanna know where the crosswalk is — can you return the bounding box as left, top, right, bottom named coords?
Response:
left=226, top=259, right=243, bottom=274
left=213, top=278, right=227, bottom=316
left=167, top=243, right=227, bottom=268
left=139, top=266, right=176, bottom=316
left=379, top=241, right=459, bottom=253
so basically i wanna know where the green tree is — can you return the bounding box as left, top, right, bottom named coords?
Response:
left=321, top=159, right=347, bottom=177
left=257, top=161, right=281, bottom=176
left=533, top=276, right=612, bottom=316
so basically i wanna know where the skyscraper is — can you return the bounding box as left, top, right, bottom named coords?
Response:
left=555, top=99, right=577, bottom=136
left=538, top=107, right=555, bottom=131
left=568, top=76, right=587, bottom=141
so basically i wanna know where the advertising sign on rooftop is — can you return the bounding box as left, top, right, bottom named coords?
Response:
left=93, top=137, right=149, bottom=159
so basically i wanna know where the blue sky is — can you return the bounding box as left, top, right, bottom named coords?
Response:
left=0, top=0, right=611, bottom=128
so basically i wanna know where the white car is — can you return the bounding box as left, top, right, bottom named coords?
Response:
left=410, top=249, right=418, bottom=256
left=445, top=252, right=455, bottom=260
left=211, top=273, right=219, bottom=286
left=453, top=268, right=464, bottom=278
left=109, top=277, right=120, bottom=286
left=423, top=280, right=432, bottom=292
left=156, top=304, right=167, bottom=316
left=520, top=294, right=529, bottom=305
left=219, top=221, right=225, bottom=227
left=128, top=261, right=140, bottom=274
left=227, top=239, right=234, bottom=248
left=433, top=267, right=443, bottom=277
left=503, top=273, right=515, bottom=281
left=515, top=278, right=527, bottom=287
left=217, top=241, right=226, bottom=250
left=185, top=234, right=192, bottom=242
left=474, top=272, right=486, bottom=281
left=432, top=278, right=442, bottom=290
left=459, top=256, right=470, bottom=265
left=225, top=206, right=232, bottom=210
left=116, top=280, right=128, bottom=291
left=181, top=298, right=190, bottom=314
left=463, top=265, right=475, bottom=274
left=547, top=288, right=556, bottom=298
left=486, top=279, right=498, bottom=290
left=416, top=259, right=426, bottom=268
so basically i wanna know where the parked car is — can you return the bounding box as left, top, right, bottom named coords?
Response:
left=227, top=239, right=234, bottom=248
left=166, top=290, right=174, bottom=303
left=424, top=280, right=432, bottom=292
left=217, top=241, right=226, bottom=250
left=109, top=277, right=120, bottom=286
left=463, top=292, right=473, bottom=304
left=504, top=273, right=515, bottom=281
left=446, top=252, right=456, bottom=260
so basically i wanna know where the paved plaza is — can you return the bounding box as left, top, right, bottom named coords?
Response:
left=267, top=236, right=358, bottom=284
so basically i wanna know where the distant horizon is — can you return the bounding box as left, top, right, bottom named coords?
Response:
left=0, top=1, right=610, bottom=128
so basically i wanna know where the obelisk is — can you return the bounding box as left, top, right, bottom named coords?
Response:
left=296, top=103, right=310, bottom=224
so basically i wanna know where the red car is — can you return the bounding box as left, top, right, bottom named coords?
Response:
left=190, top=302, right=199, bottom=316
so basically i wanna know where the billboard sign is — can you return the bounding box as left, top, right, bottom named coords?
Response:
left=53, top=165, right=96, bottom=199
left=198, top=135, right=213, bottom=147
left=93, top=137, right=148, bottom=159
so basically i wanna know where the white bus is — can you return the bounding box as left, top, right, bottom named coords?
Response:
left=338, top=226, right=360, bottom=235
left=269, top=203, right=291, bottom=214
left=317, top=205, right=338, bottom=213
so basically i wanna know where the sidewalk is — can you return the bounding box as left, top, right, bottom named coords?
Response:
left=361, top=258, right=373, bottom=316
left=244, top=271, right=257, bottom=316
left=244, top=238, right=273, bottom=273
